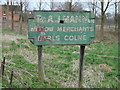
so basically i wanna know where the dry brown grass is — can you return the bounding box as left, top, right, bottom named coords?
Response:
left=2, top=21, right=28, bottom=34
left=95, top=29, right=118, bottom=43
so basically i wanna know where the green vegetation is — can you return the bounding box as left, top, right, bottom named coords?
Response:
left=2, top=29, right=118, bottom=88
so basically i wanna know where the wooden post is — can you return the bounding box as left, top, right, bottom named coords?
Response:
left=78, top=45, right=85, bottom=88
left=10, top=71, right=13, bottom=85
left=1, top=57, right=6, bottom=76
left=38, top=45, right=45, bottom=82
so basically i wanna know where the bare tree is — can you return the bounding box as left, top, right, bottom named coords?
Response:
left=88, top=0, right=113, bottom=40
left=51, top=0, right=82, bottom=11
left=106, top=12, right=111, bottom=29
left=6, top=0, right=9, bottom=29
left=108, top=0, right=119, bottom=30
left=69, top=0, right=72, bottom=11
left=88, top=0, right=98, bottom=17
left=37, top=0, right=42, bottom=10
left=100, top=0, right=112, bottom=40
left=114, top=0, right=118, bottom=30
left=11, top=0, right=14, bottom=31
left=20, top=0, right=23, bottom=34
left=72, top=2, right=83, bottom=11
left=118, top=1, right=120, bottom=29
left=23, top=0, right=29, bottom=22
left=50, top=0, right=54, bottom=10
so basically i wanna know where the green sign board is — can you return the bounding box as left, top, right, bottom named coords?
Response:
left=28, top=11, right=95, bottom=45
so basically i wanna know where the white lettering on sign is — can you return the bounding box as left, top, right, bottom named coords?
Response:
left=75, top=16, right=81, bottom=23
left=36, top=15, right=90, bottom=23
left=64, top=35, right=86, bottom=41
left=57, top=16, right=60, bottom=23
left=63, top=16, right=69, bottom=23
left=36, top=15, right=46, bottom=23
left=57, top=27, right=94, bottom=32
left=38, top=35, right=60, bottom=41
left=30, top=26, right=94, bottom=32
left=48, top=15, right=53, bottom=23
left=38, top=35, right=86, bottom=41
left=45, top=27, right=54, bottom=31
left=70, top=16, right=75, bottom=23
left=47, top=35, right=60, bottom=41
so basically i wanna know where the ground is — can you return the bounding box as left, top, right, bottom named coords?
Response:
left=1, top=26, right=119, bottom=88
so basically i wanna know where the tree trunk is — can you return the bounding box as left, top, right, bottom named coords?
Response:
left=118, top=2, right=120, bottom=53
left=69, top=0, right=72, bottom=11
left=20, top=0, right=23, bottom=34
left=39, top=0, right=42, bottom=10
left=50, top=0, right=54, bottom=10
left=11, top=0, right=14, bottom=31
left=93, top=1, right=97, bottom=18
left=24, top=0, right=27, bottom=22
left=6, top=0, right=9, bottom=29
left=118, top=13, right=120, bottom=29
left=24, top=8, right=27, bottom=22
left=101, top=14, right=104, bottom=40
left=115, top=1, right=117, bottom=30
left=100, top=1, right=104, bottom=40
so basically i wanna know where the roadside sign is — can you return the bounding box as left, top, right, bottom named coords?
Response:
left=28, top=11, right=96, bottom=87
left=28, top=11, right=95, bottom=45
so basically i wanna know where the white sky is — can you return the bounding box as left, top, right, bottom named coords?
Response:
left=0, top=0, right=119, bottom=15
left=2, top=0, right=118, bottom=2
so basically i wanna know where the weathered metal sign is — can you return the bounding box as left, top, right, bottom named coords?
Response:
left=28, top=11, right=95, bottom=45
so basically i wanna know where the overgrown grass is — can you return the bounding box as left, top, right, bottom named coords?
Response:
left=2, top=29, right=118, bottom=88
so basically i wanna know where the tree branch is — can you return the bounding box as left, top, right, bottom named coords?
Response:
left=103, top=0, right=112, bottom=14
left=91, top=2, right=101, bottom=10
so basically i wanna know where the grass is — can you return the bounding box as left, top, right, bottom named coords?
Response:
left=1, top=28, right=119, bottom=88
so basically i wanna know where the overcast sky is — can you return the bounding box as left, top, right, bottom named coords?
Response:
left=0, top=0, right=119, bottom=15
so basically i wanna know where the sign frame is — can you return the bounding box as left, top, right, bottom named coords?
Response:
left=28, top=10, right=95, bottom=45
